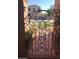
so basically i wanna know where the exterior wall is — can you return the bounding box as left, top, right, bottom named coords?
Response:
left=53, top=0, right=60, bottom=57
left=55, top=0, right=60, bottom=9
left=23, top=0, right=29, bottom=32
left=18, top=0, right=26, bottom=57
left=18, top=0, right=29, bottom=58
left=23, top=0, right=28, bottom=18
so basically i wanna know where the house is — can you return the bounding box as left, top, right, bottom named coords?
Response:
left=28, top=5, right=42, bottom=19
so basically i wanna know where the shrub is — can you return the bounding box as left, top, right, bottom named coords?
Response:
left=24, top=31, right=32, bottom=49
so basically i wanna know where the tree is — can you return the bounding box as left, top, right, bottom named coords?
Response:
left=47, top=9, right=51, bottom=16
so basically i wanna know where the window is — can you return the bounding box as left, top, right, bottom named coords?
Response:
left=33, top=8, right=35, bottom=12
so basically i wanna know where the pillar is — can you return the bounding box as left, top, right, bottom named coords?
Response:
left=55, top=0, right=60, bottom=9
left=18, top=0, right=26, bottom=58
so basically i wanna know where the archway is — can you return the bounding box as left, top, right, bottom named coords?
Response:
left=18, top=0, right=60, bottom=58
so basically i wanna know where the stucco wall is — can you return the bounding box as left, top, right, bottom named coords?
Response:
left=55, top=0, right=60, bottom=9
left=23, top=0, right=30, bottom=32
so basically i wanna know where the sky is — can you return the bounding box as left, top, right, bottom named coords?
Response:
left=28, top=0, right=55, bottom=10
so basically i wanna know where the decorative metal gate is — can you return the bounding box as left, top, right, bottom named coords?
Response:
left=25, top=10, right=58, bottom=58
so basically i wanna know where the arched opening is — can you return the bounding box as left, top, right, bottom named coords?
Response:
left=18, top=0, right=60, bottom=58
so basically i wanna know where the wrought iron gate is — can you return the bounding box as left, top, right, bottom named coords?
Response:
left=25, top=10, right=58, bottom=58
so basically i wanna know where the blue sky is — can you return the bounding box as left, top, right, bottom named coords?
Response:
left=28, top=0, right=55, bottom=10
